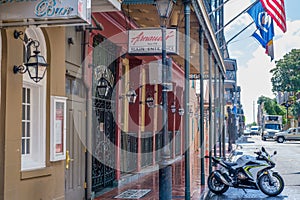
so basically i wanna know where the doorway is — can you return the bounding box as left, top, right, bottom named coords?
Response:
left=65, top=77, right=86, bottom=200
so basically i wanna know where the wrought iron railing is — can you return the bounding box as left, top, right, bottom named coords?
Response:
left=141, top=132, right=153, bottom=167
left=175, top=131, right=181, bottom=156
left=121, top=132, right=138, bottom=173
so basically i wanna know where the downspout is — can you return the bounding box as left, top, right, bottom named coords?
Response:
left=82, top=29, right=90, bottom=200
left=214, top=61, right=218, bottom=157
left=184, top=1, right=191, bottom=199
left=199, top=27, right=205, bottom=186
left=218, top=70, right=222, bottom=157
left=208, top=47, right=212, bottom=175
left=222, top=77, right=226, bottom=157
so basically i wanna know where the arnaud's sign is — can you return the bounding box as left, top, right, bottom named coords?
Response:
left=128, top=28, right=178, bottom=55
left=0, top=0, right=91, bottom=28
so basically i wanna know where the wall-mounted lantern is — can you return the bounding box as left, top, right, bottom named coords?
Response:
left=125, top=88, right=137, bottom=104
left=13, top=30, right=48, bottom=83
left=145, top=95, right=155, bottom=108
left=140, top=95, right=155, bottom=108
left=189, top=109, right=194, bottom=117
left=97, top=77, right=110, bottom=97
left=178, top=108, right=184, bottom=116
left=170, top=103, right=176, bottom=113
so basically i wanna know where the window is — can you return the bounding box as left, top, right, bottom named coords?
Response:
left=22, top=87, right=31, bottom=155
left=21, top=28, right=47, bottom=171
left=21, top=80, right=46, bottom=171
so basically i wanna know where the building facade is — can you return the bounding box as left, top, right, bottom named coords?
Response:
left=0, top=0, right=236, bottom=199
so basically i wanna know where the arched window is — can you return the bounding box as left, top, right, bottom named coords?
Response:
left=21, top=28, right=46, bottom=171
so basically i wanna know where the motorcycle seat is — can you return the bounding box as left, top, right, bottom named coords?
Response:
left=223, top=160, right=237, bottom=167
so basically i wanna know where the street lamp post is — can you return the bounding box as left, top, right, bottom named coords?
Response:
left=285, top=100, right=292, bottom=125
left=155, top=1, right=174, bottom=200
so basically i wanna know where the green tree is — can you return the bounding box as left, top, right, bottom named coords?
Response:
left=257, top=96, right=286, bottom=124
left=270, top=49, right=300, bottom=125
left=251, top=122, right=257, bottom=126
left=292, top=101, right=300, bottom=126
left=270, top=49, right=300, bottom=92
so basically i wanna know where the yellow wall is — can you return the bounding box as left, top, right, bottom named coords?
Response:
left=0, top=27, right=66, bottom=200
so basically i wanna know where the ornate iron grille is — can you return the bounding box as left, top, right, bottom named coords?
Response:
left=91, top=35, right=117, bottom=192
left=141, top=132, right=153, bottom=167
left=175, top=131, right=181, bottom=156
left=155, top=132, right=163, bottom=162
left=121, top=132, right=138, bottom=173
left=168, top=131, right=173, bottom=157
left=92, top=97, right=116, bottom=191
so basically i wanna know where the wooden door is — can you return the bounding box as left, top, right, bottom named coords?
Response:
left=65, top=98, right=86, bottom=200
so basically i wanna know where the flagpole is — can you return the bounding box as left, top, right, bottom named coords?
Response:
left=215, top=0, right=259, bottom=35
left=222, top=21, right=254, bottom=48
left=208, top=0, right=231, bottom=16
left=220, top=21, right=255, bottom=55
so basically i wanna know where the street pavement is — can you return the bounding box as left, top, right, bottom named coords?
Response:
left=94, top=135, right=300, bottom=200
left=204, top=135, right=300, bottom=200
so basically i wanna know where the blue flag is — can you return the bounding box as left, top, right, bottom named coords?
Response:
left=247, top=1, right=274, bottom=60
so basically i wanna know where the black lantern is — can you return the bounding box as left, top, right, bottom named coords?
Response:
left=97, top=78, right=110, bottom=97
left=155, top=0, right=175, bottom=18
left=13, top=31, right=48, bottom=83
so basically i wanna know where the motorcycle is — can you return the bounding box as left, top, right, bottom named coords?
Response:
left=206, top=146, right=284, bottom=196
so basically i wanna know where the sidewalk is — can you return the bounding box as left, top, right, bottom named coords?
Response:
left=94, top=151, right=211, bottom=200
left=94, top=137, right=251, bottom=200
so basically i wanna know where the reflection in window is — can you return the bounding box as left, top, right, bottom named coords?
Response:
left=65, top=76, right=85, bottom=98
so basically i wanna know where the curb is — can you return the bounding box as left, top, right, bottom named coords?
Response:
left=199, top=188, right=212, bottom=200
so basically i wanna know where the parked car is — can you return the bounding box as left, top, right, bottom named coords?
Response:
left=250, top=126, right=261, bottom=135
left=243, top=129, right=251, bottom=136
left=274, top=127, right=300, bottom=143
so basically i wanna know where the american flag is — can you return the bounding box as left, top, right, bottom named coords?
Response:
left=260, top=0, right=286, bottom=33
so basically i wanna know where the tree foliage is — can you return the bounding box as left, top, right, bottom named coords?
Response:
left=270, top=49, right=300, bottom=92
left=292, top=101, right=300, bottom=118
left=257, top=96, right=286, bottom=123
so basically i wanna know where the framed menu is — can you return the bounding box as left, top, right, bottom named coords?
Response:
left=50, top=96, right=67, bottom=161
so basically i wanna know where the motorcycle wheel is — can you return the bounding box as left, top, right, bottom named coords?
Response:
left=258, top=173, right=284, bottom=196
left=207, top=171, right=229, bottom=195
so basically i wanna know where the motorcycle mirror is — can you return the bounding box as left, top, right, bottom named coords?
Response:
left=261, top=147, right=266, bottom=152
left=274, top=151, right=277, bottom=155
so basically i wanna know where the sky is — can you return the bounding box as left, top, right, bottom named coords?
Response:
left=224, top=0, right=300, bottom=124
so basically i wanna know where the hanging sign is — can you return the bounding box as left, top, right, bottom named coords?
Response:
left=0, top=0, right=91, bottom=28
left=128, top=28, right=178, bottom=55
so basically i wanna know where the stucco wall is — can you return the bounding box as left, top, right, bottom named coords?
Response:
left=0, top=27, right=66, bottom=200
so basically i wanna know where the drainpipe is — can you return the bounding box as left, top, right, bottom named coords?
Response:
left=213, top=61, right=217, bottom=157
left=208, top=47, right=212, bottom=175
left=199, top=27, right=205, bottom=186
left=218, top=70, right=222, bottom=157
left=222, top=77, right=226, bottom=157
left=82, top=29, right=89, bottom=200
left=184, top=0, right=191, bottom=199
